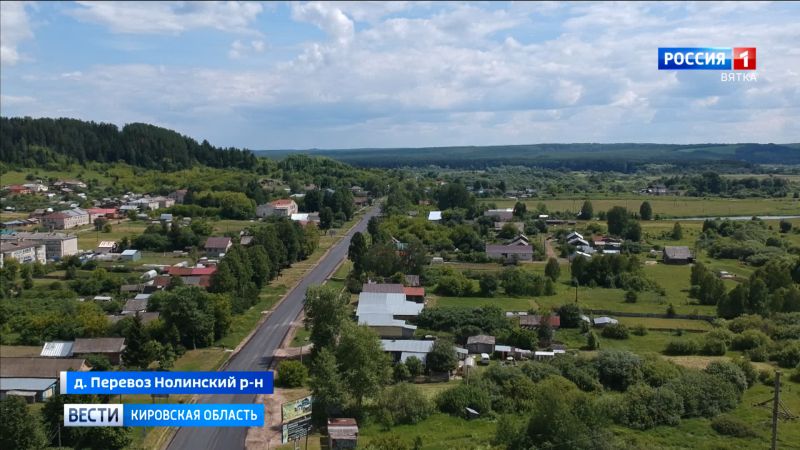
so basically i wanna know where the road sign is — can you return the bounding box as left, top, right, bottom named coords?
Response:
left=281, top=416, right=312, bottom=444
left=281, top=395, right=313, bottom=423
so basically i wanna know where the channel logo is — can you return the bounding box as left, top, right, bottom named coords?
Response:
left=658, top=47, right=756, bottom=70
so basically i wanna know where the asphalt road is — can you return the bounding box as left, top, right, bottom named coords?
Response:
left=167, top=206, right=379, bottom=450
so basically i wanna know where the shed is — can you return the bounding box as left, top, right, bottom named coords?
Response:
left=328, top=418, right=358, bottom=450
left=119, top=249, right=141, bottom=261
left=40, top=341, right=74, bottom=358
left=0, top=378, right=57, bottom=403
left=72, top=338, right=126, bottom=365
left=122, top=299, right=148, bottom=314
left=519, top=315, right=561, bottom=329
left=663, top=246, right=694, bottom=264
left=593, top=316, right=619, bottom=327
left=466, top=335, right=496, bottom=355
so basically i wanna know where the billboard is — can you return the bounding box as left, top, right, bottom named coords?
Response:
left=281, top=416, right=312, bottom=443
left=281, top=395, right=313, bottom=423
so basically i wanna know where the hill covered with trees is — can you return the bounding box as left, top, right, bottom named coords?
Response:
left=1, top=117, right=257, bottom=170
left=258, top=143, right=800, bottom=171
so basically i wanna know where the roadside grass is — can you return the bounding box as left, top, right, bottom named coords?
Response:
left=289, top=326, right=311, bottom=348
left=430, top=294, right=537, bottom=311
left=359, top=413, right=496, bottom=450
left=171, top=348, right=229, bottom=372
left=484, top=196, right=800, bottom=218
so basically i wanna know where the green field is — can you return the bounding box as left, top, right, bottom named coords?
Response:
left=486, top=196, right=800, bottom=218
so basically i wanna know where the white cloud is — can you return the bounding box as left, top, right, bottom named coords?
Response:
left=69, top=1, right=263, bottom=35
left=228, top=39, right=265, bottom=59
left=291, top=2, right=355, bottom=46
left=1, top=1, right=33, bottom=65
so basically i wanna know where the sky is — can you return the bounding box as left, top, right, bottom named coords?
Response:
left=1, top=1, right=799, bottom=149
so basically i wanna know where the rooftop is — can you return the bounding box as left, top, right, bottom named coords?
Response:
left=361, top=283, right=405, bottom=294
left=72, top=338, right=126, bottom=354
left=664, top=246, right=693, bottom=259
left=40, top=341, right=74, bottom=358
left=467, top=335, right=496, bottom=345
left=381, top=339, right=434, bottom=353
left=204, top=236, right=232, bottom=249
left=0, top=357, right=88, bottom=378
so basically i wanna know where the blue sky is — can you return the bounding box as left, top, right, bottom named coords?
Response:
left=1, top=1, right=798, bottom=149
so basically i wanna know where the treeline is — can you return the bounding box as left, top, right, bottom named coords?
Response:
left=0, top=117, right=257, bottom=170
left=657, top=172, right=793, bottom=197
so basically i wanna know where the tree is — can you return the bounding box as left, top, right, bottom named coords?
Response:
left=309, top=347, right=347, bottom=423
left=557, top=303, right=583, bottom=328
left=671, top=222, right=683, bottom=240
left=277, top=360, right=308, bottom=388
left=625, top=221, right=642, bottom=242
left=247, top=246, right=271, bottom=288
left=336, top=323, right=391, bottom=408
left=376, top=383, right=432, bottom=425
left=545, top=257, right=561, bottom=282
left=479, top=273, right=499, bottom=297
left=779, top=219, right=792, bottom=233
left=363, top=243, right=403, bottom=277
left=0, top=396, right=47, bottom=450
left=405, top=356, right=423, bottom=377
left=155, top=286, right=216, bottom=349
left=578, top=200, right=594, bottom=220
left=426, top=339, right=458, bottom=373
left=498, top=222, right=520, bottom=239
left=606, top=206, right=629, bottom=236
left=304, top=285, right=349, bottom=354
left=122, top=315, right=156, bottom=369
left=436, top=182, right=472, bottom=210
left=639, top=201, right=653, bottom=220
left=319, top=207, right=334, bottom=230
left=513, top=201, right=527, bottom=218
left=367, top=216, right=381, bottom=243
left=348, top=232, right=368, bottom=274
left=616, top=384, right=683, bottom=429
left=586, top=331, right=599, bottom=350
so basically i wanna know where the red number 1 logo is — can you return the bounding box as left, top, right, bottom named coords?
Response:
left=733, top=47, right=756, bottom=70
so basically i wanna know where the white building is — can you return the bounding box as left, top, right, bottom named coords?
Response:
left=0, top=241, right=46, bottom=268
left=0, top=232, right=78, bottom=260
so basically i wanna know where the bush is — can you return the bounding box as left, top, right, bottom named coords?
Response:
left=746, top=345, right=769, bottom=362
left=664, top=339, right=698, bottom=356
left=276, top=360, right=308, bottom=388
left=705, top=361, right=748, bottom=395
left=557, top=303, right=583, bottom=328
left=666, top=371, right=740, bottom=418
left=706, top=328, right=734, bottom=346
left=601, top=324, right=630, bottom=340
left=405, top=356, right=423, bottom=377
left=641, top=354, right=681, bottom=387
left=595, top=350, right=643, bottom=391
left=624, top=291, right=638, bottom=303
left=519, top=361, right=561, bottom=382
left=758, top=369, right=774, bottom=386
left=711, top=415, right=757, bottom=437
left=631, top=324, right=648, bottom=336
left=700, top=338, right=727, bottom=356
left=616, top=384, right=683, bottom=429
left=393, top=362, right=411, bottom=382
left=436, top=382, right=492, bottom=418
left=731, top=329, right=771, bottom=351
left=377, top=383, right=432, bottom=425
left=770, top=342, right=800, bottom=368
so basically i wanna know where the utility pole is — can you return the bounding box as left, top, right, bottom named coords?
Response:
left=771, top=370, right=781, bottom=450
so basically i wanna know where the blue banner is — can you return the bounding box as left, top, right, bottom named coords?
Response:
left=658, top=47, right=732, bottom=70
left=60, top=371, right=273, bottom=395
left=63, top=404, right=264, bottom=427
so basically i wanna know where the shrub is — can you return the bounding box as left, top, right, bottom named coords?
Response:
left=664, top=339, right=697, bottom=356
left=550, top=356, right=603, bottom=392
left=624, top=290, right=638, bottom=303
left=641, top=354, right=682, bottom=387
left=666, top=371, right=740, bottom=418
left=557, top=303, right=583, bottom=328
left=436, top=381, right=492, bottom=418
left=705, top=361, right=748, bottom=395
left=276, top=360, right=308, bottom=388
left=758, top=369, right=774, bottom=386
left=393, top=362, right=411, bottom=382
left=732, top=357, right=758, bottom=388
left=616, top=384, right=683, bottom=429
left=520, top=361, right=561, bottom=382
left=731, top=329, right=771, bottom=351
left=426, top=339, right=458, bottom=373
left=699, top=338, right=727, bottom=356
left=631, top=324, right=648, bottom=336
left=378, top=383, right=432, bottom=425
left=727, top=314, right=765, bottom=333
left=405, top=356, right=423, bottom=377
left=601, top=324, right=630, bottom=340
left=706, top=328, right=734, bottom=346
left=711, top=415, right=757, bottom=438
left=746, top=345, right=769, bottom=362
left=770, top=342, right=800, bottom=368
left=790, top=365, right=800, bottom=383
left=595, top=350, right=643, bottom=391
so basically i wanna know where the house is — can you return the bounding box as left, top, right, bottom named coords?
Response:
left=119, top=204, right=139, bottom=214
left=328, top=418, right=359, bottom=450
left=71, top=338, right=126, bottom=365
left=3, top=184, right=32, bottom=195
left=168, top=266, right=217, bottom=277
left=405, top=275, right=421, bottom=287
left=290, top=213, right=320, bottom=225
left=204, top=237, right=232, bottom=257
left=1, top=241, right=46, bottom=267
left=169, top=189, right=188, bottom=204
left=122, top=299, right=148, bottom=315
left=53, top=180, right=87, bottom=189
left=87, top=208, right=119, bottom=222
left=119, top=249, right=141, bottom=261
left=484, top=208, right=514, bottom=222
left=160, top=213, right=173, bottom=223
left=40, top=341, right=74, bottom=358
left=256, top=199, right=298, bottom=218
left=380, top=339, right=435, bottom=364
left=356, top=291, right=424, bottom=338
left=566, top=231, right=584, bottom=242
left=359, top=314, right=417, bottom=338
left=519, top=315, right=561, bottom=329
left=641, top=184, right=669, bottom=195
left=361, top=283, right=405, bottom=294
left=428, top=211, right=442, bottom=222
left=467, top=335, right=496, bottom=355
left=403, top=286, right=426, bottom=303
left=0, top=357, right=89, bottom=403
left=132, top=198, right=160, bottom=210
left=485, top=243, right=534, bottom=262
left=155, top=197, right=175, bottom=209
left=23, top=183, right=48, bottom=193
left=593, top=316, right=619, bottom=327
left=663, top=246, right=694, bottom=264
left=95, top=240, right=116, bottom=254
left=353, top=196, right=369, bottom=208
left=41, top=208, right=90, bottom=230
left=593, top=236, right=623, bottom=250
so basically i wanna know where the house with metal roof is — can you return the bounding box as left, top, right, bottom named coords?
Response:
left=381, top=339, right=434, bottom=363
left=357, top=292, right=424, bottom=339
left=663, top=246, right=694, bottom=264
left=204, top=236, right=232, bottom=257
left=40, top=341, right=74, bottom=358
left=72, top=338, right=126, bottom=365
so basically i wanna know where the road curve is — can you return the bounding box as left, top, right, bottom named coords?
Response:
left=167, top=206, right=379, bottom=450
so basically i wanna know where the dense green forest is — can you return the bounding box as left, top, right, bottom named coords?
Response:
left=0, top=117, right=257, bottom=170
left=259, top=143, right=800, bottom=171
